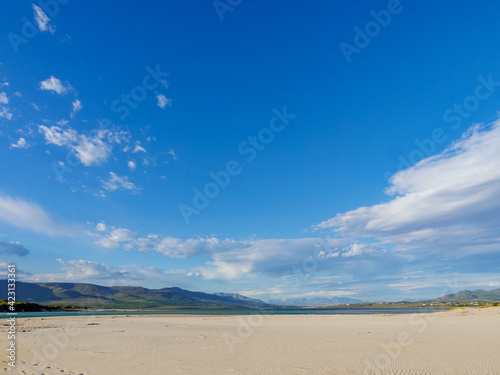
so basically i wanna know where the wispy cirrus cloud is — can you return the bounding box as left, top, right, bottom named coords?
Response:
left=0, top=194, right=68, bottom=236
left=33, top=4, right=55, bottom=34
left=101, top=172, right=140, bottom=194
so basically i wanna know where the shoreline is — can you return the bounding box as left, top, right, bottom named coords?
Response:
left=0, top=306, right=450, bottom=320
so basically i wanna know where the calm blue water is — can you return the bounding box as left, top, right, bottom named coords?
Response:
left=0, top=308, right=448, bottom=319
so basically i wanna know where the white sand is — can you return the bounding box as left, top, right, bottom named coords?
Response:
left=2, top=307, right=500, bottom=374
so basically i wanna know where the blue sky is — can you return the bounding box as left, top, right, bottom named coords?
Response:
left=1, top=0, right=500, bottom=302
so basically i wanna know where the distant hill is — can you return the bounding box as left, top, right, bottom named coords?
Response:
left=269, top=296, right=364, bottom=307
left=428, top=288, right=500, bottom=303
left=215, top=292, right=266, bottom=305
left=0, top=280, right=267, bottom=309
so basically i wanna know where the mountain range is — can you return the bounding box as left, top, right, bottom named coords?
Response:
left=0, top=280, right=267, bottom=309
left=1, top=280, right=499, bottom=309
left=427, top=288, right=500, bottom=303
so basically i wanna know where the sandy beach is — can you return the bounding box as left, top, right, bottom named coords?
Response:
left=2, top=307, right=500, bottom=375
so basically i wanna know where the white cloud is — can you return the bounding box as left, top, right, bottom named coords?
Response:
left=0, top=194, right=67, bottom=236
left=127, top=160, right=136, bottom=170
left=342, top=243, right=367, bottom=257
left=39, top=125, right=77, bottom=146
left=96, top=228, right=134, bottom=248
left=10, top=137, right=30, bottom=149
left=72, top=134, right=111, bottom=166
left=102, top=172, right=140, bottom=193
left=278, top=290, right=358, bottom=299
left=32, top=4, right=55, bottom=34
left=96, top=222, right=107, bottom=232
left=316, top=121, right=500, bottom=258
left=39, top=76, right=68, bottom=95
left=39, top=125, right=128, bottom=166
left=0, top=92, right=11, bottom=119
left=0, top=92, right=8, bottom=104
left=19, top=259, right=191, bottom=288
left=133, top=141, right=146, bottom=153
left=0, top=107, right=12, bottom=120
left=70, top=99, right=82, bottom=117
left=156, top=93, right=171, bottom=109
left=91, top=223, right=378, bottom=280
left=168, top=149, right=177, bottom=160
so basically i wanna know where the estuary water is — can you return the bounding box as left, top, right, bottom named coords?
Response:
left=0, top=307, right=448, bottom=319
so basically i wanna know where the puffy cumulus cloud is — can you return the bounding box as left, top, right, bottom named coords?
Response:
left=102, top=172, right=140, bottom=194
left=127, top=160, right=136, bottom=170
left=33, top=4, right=55, bottom=34
left=156, top=93, right=171, bottom=109
left=194, top=238, right=381, bottom=281
left=0, top=241, right=29, bottom=257
left=39, top=125, right=129, bottom=166
left=0, top=92, right=12, bottom=120
left=0, top=107, right=12, bottom=120
left=39, top=76, right=68, bottom=95
left=316, top=121, right=500, bottom=259
left=91, top=224, right=383, bottom=280
left=93, top=226, right=219, bottom=256
left=95, top=227, right=135, bottom=248
left=39, top=125, right=77, bottom=146
left=70, top=99, right=82, bottom=118
left=10, top=137, right=30, bottom=149
left=96, top=222, right=107, bottom=232
left=0, top=194, right=69, bottom=236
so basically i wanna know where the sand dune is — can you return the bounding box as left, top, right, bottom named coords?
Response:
left=2, top=307, right=500, bottom=374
